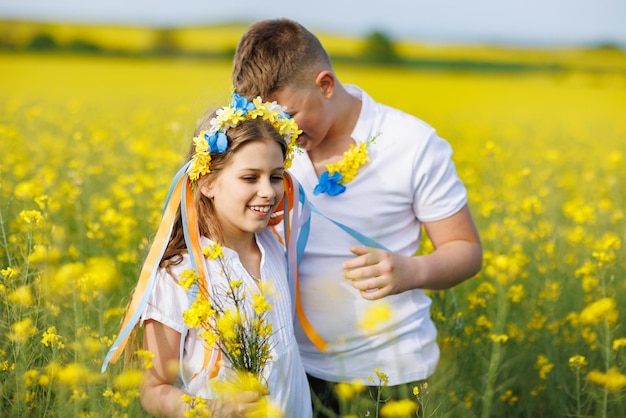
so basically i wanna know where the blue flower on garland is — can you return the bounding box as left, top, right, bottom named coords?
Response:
left=231, top=93, right=256, bottom=115
left=205, top=131, right=228, bottom=153
left=313, top=171, right=346, bottom=196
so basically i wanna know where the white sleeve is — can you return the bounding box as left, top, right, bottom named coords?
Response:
left=412, top=129, right=467, bottom=222
left=141, top=268, right=188, bottom=333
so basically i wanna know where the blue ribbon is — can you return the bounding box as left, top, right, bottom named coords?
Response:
left=101, top=164, right=190, bottom=373
left=293, top=178, right=389, bottom=267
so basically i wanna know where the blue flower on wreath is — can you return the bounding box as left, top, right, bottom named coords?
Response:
left=313, top=171, right=346, bottom=196
left=231, top=93, right=256, bottom=115
left=206, top=131, right=228, bottom=153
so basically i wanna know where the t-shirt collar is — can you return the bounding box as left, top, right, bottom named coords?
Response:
left=345, top=84, right=375, bottom=145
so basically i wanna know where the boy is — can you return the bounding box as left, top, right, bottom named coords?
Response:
left=232, top=18, right=482, bottom=415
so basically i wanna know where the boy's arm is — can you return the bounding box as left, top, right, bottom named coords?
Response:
left=342, top=204, right=482, bottom=300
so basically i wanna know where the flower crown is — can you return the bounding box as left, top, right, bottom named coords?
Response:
left=187, top=93, right=301, bottom=183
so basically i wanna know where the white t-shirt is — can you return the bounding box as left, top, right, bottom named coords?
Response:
left=141, top=229, right=312, bottom=417
left=288, top=85, right=467, bottom=385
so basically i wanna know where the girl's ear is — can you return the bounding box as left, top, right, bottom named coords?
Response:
left=200, top=183, right=214, bottom=199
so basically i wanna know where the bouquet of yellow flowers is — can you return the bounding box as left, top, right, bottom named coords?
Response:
left=178, top=243, right=274, bottom=415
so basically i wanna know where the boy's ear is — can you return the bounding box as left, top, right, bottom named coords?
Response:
left=315, top=70, right=335, bottom=98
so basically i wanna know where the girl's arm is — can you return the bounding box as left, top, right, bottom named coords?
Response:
left=140, top=319, right=266, bottom=418
left=140, top=319, right=189, bottom=417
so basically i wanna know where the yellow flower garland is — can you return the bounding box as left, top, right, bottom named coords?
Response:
left=314, top=134, right=378, bottom=196
left=188, top=93, right=301, bottom=183
left=326, top=141, right=371, bottom=184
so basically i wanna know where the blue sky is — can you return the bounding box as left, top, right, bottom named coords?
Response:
left=1, top=0, right=625, bottom=47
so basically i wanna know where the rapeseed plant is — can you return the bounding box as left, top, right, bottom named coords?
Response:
left=1, top=53, right=625, bottom=417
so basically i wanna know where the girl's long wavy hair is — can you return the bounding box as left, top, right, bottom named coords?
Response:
left=122, top=112, right=288, bottom=367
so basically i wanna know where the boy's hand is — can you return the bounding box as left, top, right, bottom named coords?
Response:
left=342, top=205, right=483, bottom=298
left=342, top=246, right=413, bottom=300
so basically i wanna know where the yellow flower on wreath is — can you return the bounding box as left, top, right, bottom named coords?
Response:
left=188, top=93, right=301, bottom=184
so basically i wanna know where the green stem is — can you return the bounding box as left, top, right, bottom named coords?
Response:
left=0, top=206, right=14, bottom=266
left=601, top=315, right=611, bottom=418
left=481, top=290, right=509, bottom=418
left=599, top=271, right=612, bottom=418
left=575, top=369, right=581, bottom=418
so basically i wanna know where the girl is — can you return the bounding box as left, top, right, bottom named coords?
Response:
left=102, top=94, right=311, bottom=417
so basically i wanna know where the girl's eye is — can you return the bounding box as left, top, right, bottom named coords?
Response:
left=271, top=175, right=283, bottom=182
left=242, top=176, right=257, bottom=182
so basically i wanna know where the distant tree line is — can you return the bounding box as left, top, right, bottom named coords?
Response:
left=0, top=28, right=404, bottom=64
left=2, top=26, right=622, bottom=72
left=0, top=29, right=189, bottom=57
left=23, top=32, right=103, bottom=53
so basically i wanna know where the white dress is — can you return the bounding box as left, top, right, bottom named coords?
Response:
left=141, top=229, right=312, bottom=417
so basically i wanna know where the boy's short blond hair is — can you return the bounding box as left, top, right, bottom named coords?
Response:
left=232, top=18, right=332, bottom=99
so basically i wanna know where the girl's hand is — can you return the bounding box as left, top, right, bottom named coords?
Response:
left=215, top=391, right=268, bottom=417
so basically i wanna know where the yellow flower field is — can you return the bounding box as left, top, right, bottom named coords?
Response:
left=1, top=52, right=625, bottom=417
